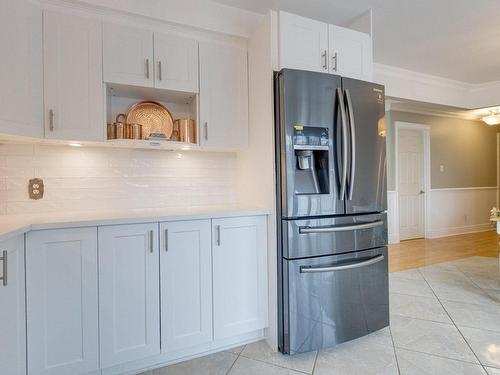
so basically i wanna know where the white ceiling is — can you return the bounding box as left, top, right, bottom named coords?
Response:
left=211, top=0, right=500, bottom=84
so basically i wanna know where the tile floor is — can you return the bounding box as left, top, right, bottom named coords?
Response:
left=140, top=256, right=500, bottom=375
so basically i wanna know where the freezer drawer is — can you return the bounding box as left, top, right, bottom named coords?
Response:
left=282, top=213, right=387, bottom=259
left=280, top=247, right=389, bottom=355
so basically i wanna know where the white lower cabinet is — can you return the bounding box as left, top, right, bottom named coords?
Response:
left=0, top=235, right=26, bottom=375
left=98, top=223, right=160, bottom=369
left=26, top=227, right=99, bottom=375
left=212, top=216, right=268, bottom=339
left=160, top=220, right=212, bottom=353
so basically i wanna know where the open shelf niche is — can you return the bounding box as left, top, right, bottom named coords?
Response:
left=105, top=83, right=200, bottom=149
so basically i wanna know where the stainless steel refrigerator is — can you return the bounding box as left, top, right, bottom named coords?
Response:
left=275, top=69, right=389, bottom=355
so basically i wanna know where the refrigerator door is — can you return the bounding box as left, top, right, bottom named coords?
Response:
left=342, top=78, right=387, bottom=214
left=281, top=247, right=389, bottom=354
left=282, top=213, right=387, bottom=259
left=275, top=69, right=345, bottom=218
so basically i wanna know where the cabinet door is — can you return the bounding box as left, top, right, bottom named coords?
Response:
left=160, top=220, right=212, bottom=353
left=103, top=23, right=154, bottom=87
left=26, top=227, right=99, bottom=375
left=99, top=223, right=160, bottom=368
left=0, top=235, right=26, bottom=375
left=329, top=25, right=373, bottom=81
left=212, top=216, right=268, bottom=339
left=43, top=10, right=104, bottom=141
left=199, top=41, right=248, bottom=149
left=154, top=32, right=199, bottom=93
left=0, top=0, right=43, bottom=137
left=279, top=11, right=329, bottom=73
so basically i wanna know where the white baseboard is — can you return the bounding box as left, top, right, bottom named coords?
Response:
left=388, top=234, right=400, bottom=244
left=426, top=223, right=495, bottom=239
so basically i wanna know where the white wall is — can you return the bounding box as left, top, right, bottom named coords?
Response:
left=387, top=187, right=496, bottom=243
left=0, top=143, right=238, bottom=215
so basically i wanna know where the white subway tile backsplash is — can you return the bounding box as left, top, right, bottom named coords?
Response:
left=0, top=143, right=238, bottom=215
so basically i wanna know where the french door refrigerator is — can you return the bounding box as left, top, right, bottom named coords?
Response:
left=275, top=69, right=389, bottom=355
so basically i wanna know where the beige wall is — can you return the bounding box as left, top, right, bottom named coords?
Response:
left=386, top=111, right=498, bottom=190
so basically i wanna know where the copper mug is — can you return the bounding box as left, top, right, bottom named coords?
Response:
left=174, top=119, right=196, bottom=144
left=107, top=114, right=127, bottom=139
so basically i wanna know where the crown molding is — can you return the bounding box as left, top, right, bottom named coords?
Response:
left=374, top=63, right=500, bottom=110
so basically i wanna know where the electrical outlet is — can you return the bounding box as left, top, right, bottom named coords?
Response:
left=29, top=178, right=44, bottom=200
left=439, top=165, right=445, bottom=173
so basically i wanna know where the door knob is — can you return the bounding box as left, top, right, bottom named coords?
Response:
left=419, top=190, right=425, bottom=194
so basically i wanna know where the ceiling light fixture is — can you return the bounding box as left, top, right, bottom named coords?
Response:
left=482, top=110, right=500, bottom=126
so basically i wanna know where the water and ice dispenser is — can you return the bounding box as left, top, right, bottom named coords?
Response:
left=293, top=126, right=330, bottom=195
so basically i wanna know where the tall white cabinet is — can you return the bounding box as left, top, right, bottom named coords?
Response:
left=26, top=227, right=99, bottom=375
left=0, top=235, right=26, bottom=375
left=199, top=40, right=248, bottom=148
left=43, top=10, right=104, bottom=141
left=160, top=220, right=212, bottom=353
left=98, top=223, right=160, bottom=368
left=0, top=0, right=43, bottom=137
left=212, top=216, right=268, bottom=339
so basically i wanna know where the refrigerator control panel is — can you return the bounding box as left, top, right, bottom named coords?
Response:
left=292, top=126, right=329, bottom=148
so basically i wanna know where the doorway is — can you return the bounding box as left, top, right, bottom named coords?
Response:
left=395, top=122, right=430, bottom=241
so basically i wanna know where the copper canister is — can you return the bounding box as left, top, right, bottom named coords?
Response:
left=128, top=123, right=143, bottom=140
left=175, top=119, right=196, bottom=144
left=114, top=114, right=127, bottom=139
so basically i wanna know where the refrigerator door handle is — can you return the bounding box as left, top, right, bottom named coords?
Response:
left=300, top=255, right=385, bottom=273
left=299, top=220, right=384, bottom=234
left=336, top=87, right=348, bottom=200
left=344, top=89, right=356, bottom=201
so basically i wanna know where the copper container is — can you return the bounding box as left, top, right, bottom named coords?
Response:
left=175, top=119, right=196, bottom=144
left=108, top=114, right=127, bottom=139
left=127, top=123, right=143, bottom=140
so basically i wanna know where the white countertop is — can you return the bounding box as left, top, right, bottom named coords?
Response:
left=0, top=205, right=271, bottom=241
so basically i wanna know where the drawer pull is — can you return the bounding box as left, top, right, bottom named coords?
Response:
left=300, top=255, right=384, bottom=273
left=0, top=250, right=7, bottom=286
left=299, top=220, right=383, bottom=234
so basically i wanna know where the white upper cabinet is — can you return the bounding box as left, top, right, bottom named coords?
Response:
left=154, top=32, right=199, bottom=92
left=199, top=40, right=248, bottom=149
left=103, top=23, right=199, bottom=93
left=278, top=11, right=373, bottom=81
left=43, top=10, right=104, bottom=141
left=98, top=223, right=160, bottom=369
left=160, top=220, right=212, bottom=353
left=26, top=227, right=99, bottom=375
left=103, top=23, right=154, bottom=88
left=329, top=25, right=373, bottom=81
left=0, top=0, right=43, bottom=137
left=279, top=11, right=329, bottom=73
left=212, top=216, right=268, bottom=339
left=0, top=235, right=26, bottom=375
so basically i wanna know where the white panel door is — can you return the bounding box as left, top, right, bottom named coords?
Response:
left=103, top=23, right=154, bottom=87
left=0, top=0, right=43, bottom=137
left=160, top=220, right=212, bottom=353
left=199, top=40, right=248, bottom=149
left=154, top=32, right=199, bottom=93
left=398, top=129, right=425, bottom=240
left=329, top=25, right=373, bottom=81
left=43, top=10, right=104, bottom=141
left=212, top=216, right=268, bottom=340
left=0, top=235, right=26, bottom=375
left=279, top=11, right=329, bottom=73
left=99, top=223, right=160, bottom=368
left=26, top=227, right=99, bottom=375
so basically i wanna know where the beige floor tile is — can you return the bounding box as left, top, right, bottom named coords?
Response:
left=442, top=300, right=500, bottom=332
left=148, top=351, right=237, bottom=375
left=390, top=293, right=451, bottom=323
left=460, top=327, right=500, bottom=368
left=228, top=356, right=303, bottom=375
left=314, top=328, right=398, bottom=375
left=389, top=276, right=435, bottom=297
left=391, top=315, right=478, bottom=363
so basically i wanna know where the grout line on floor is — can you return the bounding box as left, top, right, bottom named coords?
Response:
left=225, top=346, right=243, bottom=375
left=419, top=266, right=485, bottom=367
left=236, top=353, right=312, bottom=375
left=393, top=345, right=483, bottom=366
left=388, top=326, right=402, bottom=375
left=311, top=348, right=319, bottom=375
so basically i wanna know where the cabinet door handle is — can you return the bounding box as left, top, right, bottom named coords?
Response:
left=145, top=58, right=150, bottom=79
left=204, top=122, right=208, bottom=140
left=0, top=251, right=7, bottom=287
left=332, top=52, right=338, bottom=72
left=149, top=230, right=154, bottom=253
left=49, top=109, right=54, bottom=131
left=158, top=60, right=162, bottom=81
left=164, top=229, right=168, bottom=252
left=322, top=50, right=328, bottom=70
left=216, top=225, right=221, bottom=246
